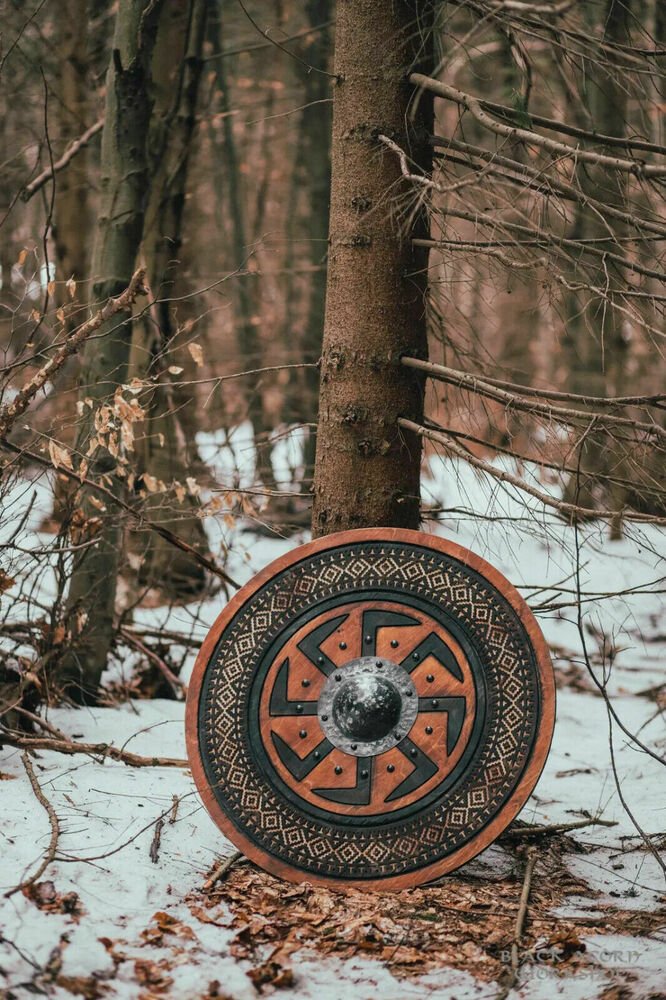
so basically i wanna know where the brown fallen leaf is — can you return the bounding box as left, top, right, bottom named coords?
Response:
left=141, top=910, right=196, bottom=946
left=55, top=974, right=109, bottom=999
left=23, top=881, right=83, bottom=919
left=247, top=959, right=294, bottom=992
left=133, top=958, right=173, bottom=993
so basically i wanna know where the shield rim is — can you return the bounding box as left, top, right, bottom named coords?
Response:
left=185, top=527, right=555, bottom=890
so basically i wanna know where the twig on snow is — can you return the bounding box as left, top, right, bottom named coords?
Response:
left=498, top=846, right=538, bottom=997
left=1, top=732, right=188, bottom=769
left=203, top=850, right=243, bottom=891
left=149, top=818, right=164, bottom=864
left=501, top=817, right=618, bottom=840
left=4, top=752, right=60, bottom=898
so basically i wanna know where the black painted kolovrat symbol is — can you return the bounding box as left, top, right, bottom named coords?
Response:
left=261, top=599, right=477, bottom=817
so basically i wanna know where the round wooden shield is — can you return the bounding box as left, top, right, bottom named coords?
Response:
left=186, top=528, right=555, bottom=889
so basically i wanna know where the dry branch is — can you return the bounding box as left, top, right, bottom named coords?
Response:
left=401, top=357, right=666, bottom=439
left=120, top=628, right=187, bottom=700
left=398, top=418, right=666, bottom=525
left=499, top=846, right=538, bottom=996
left=4, top=752, right=60, bottom=898
left=0, top=268, right=147, bottom=439
left=1, top=732, right=189, bottom=768
left=202, top=850, right=243, bottom=891
left=21, top=119, right=104, bottom=202
left=501, top=817, right=617, bottom=839
left=430, top=135, right=666, bottom=239
left=0, top=438, right=240, bottom=590
left=411, top=73, right=666, bottom=176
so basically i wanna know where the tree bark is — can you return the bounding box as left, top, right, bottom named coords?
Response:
left=129, top=0, right=209, bottom=599
left=562, top=0, right=631, bottom=535
left=53, top=0, right=93, bottom=313
left=311, top=1, right=434, bottom=536
left=212, top=1, right=278, bottom=492
left=49, top=0, right=95, bottom=524
left=61, top=0, right=163, bottom=701
left=296, top=0, right=333, bottom=489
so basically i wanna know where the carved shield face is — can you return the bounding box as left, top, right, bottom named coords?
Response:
left=186, top=529, right=555, bottom=889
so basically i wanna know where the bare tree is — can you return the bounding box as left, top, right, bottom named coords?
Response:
left=129, top=0, right=210, bottom=599
left=61, top=0, right=163, bottom=701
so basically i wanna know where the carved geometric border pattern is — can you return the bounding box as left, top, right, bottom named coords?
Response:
left=198, top=543, right=540, bottom=879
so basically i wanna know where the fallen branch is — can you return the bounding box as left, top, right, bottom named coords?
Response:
left=149, top=818, right=164, bottom=864
left=0, top=268, right=147, bottom=439
left=501, top=817, right=617, bottom=840
left=499, top=846, right=538, bottom=996
left=1, top=732, right=189, bottom=768
left=21, top=118, right=104, bottom=201
left=203, top=850, right=243, bottom=891
left=4, top=752, right=60, bottom=898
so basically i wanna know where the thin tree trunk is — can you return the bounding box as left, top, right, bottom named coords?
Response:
left=61, top=0, right=163, bottom=702
left=562, top=0, right=631, bottom=536
left=53, top=0, right=92, bottom=312
left=130, top=0, right=209, bottom=599
left=311, top=1, right=434, bottom=536
left=296, top=0, right=333, bottom=489
left=50, top=0, right=94, bottom=524
left=212, top=1, right=278, bottom=492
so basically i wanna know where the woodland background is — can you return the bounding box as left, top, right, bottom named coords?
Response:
left=0, top=1, right=665, bottom=997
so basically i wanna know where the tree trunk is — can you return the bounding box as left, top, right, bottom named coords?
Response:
left=61, top=0, right=162, bottom=702
left=562, top=0, right=631, bottom=535
left=53, top=0, right=93, bottom=312
left=311, top=1, right=434, bottom=536
left=49, top=0, right=95, bottom=525
left=296, top=0, right=333, bottom=490
left=129, top=0, right=209, bottom=599
left=212, top=2, right=278, bottom=492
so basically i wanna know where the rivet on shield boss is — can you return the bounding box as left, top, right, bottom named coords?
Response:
left=186, top=527, right=555, bottom=889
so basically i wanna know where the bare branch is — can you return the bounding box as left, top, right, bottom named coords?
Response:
left=20, top=119, right=104, bottom=202
left=4, top=753, right=60, bottom=898
left=0, top=268, right=148, bottom=439
left=401, top=357, right=666, bottom=440
left=411, top=73, right=666, bottom=176
left=398, top=418, right=666, bottom=525
left=1, top=732, right=189, bottom=768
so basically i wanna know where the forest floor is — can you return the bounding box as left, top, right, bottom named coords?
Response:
left=1, top=429, right=665, bottom=999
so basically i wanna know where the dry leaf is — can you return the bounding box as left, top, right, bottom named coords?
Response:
left=48, top=439, right=74, bottom=471
left=168, top=365, right=183, bottom=375
left=188, top=343, right=204, bottom=367
left=66, top=276, right=76, bottom=299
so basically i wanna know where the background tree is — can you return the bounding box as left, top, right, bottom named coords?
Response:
left=61, top=0, right=163, bottom=700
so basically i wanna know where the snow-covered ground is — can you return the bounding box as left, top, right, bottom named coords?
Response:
left=1, top=433, right=664, bottom=998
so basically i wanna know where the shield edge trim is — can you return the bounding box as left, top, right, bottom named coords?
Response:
left=185, top=527, right=556, bottom=890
